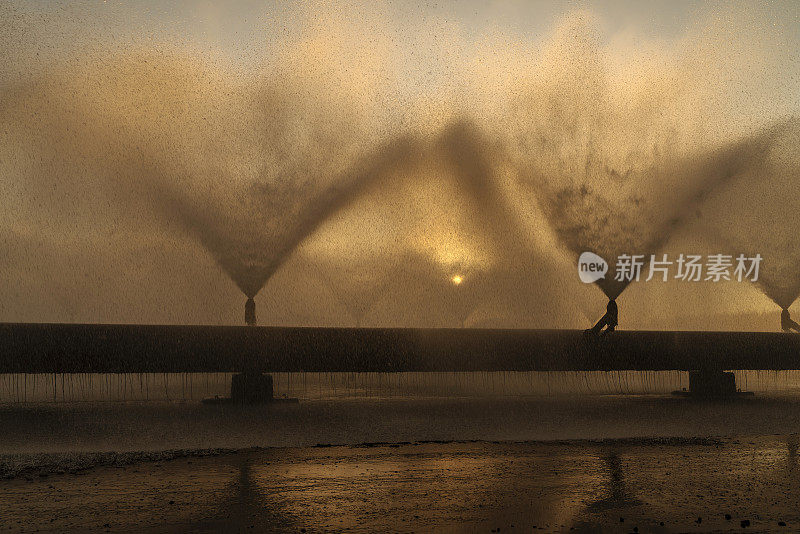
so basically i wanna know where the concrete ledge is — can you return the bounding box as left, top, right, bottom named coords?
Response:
left=1, top=323, right=800, bottom=374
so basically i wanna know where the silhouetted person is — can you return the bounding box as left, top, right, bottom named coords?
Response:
left=586, top=298, right=618, bottom=337
left=781, top=308, right=800, bottom=333
left=245, top=297, right=256, bottom=326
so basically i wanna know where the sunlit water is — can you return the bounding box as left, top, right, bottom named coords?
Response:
left=6, top=370, right=800, bottom=482
left=4, top=437, right=800, bottom=532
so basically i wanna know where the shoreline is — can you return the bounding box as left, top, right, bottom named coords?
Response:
left=2, top=435, right=727, bottom=481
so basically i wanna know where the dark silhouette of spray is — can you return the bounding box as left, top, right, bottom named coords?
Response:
left=148, top=135, right=421, bottom=300
left=528, top=118, right=797, bottom=299
left=429, top=119, right=585, bottom=326
left=0, top=48, right=425, bottom=319
left=2, top=5, right=799, bottom=330
left=303, top=117, right=585, bottom=328
left=692, top=119, right=800, bottom=314
left=700, top=223, right=800, bottom=319
left=309, top=256, right=395, bottom=328
left=436, top=119, right=530, bottom=251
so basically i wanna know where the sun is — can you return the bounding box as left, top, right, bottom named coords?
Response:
left=451, top=274, right=463, bottom=285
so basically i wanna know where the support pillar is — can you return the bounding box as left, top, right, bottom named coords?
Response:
left=688, top=370, right=737, bottom=397
left=230, top=372, right=273, bottom=403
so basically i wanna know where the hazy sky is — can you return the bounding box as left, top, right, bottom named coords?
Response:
left=1, top=0, right=797, bottom=328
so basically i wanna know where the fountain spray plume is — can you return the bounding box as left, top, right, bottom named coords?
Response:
left=703, top=223, right=800, bottom=333
left=3, top=4, right=796, bottom=328
left=397, top=119, right=584, bottom=328
left=570, top=115, right=794, bottom=334
left=149, top=134, right=421, bottom=301
left=435, top=119, right=531, bottom=254
left=539, top=117, right=799, bottom=300
left=1, top=1, right=430, bottom=326
left=704, top=220, right=800, bottom=314
left=300, top=119, right=577, bottom=329
left=0, top=37, right=423, bottom=326
left=693, top=118, right=800, bottom=313
left=308, top=254, right=398, bottom=328
left=464, top=10, right=800, bottom=305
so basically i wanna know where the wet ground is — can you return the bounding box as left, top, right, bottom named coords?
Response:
left=4, top=394, right=800, bottom=532
left=7, top=394, right=800, bottom=455
left=2, top=436, right=799, bottom=533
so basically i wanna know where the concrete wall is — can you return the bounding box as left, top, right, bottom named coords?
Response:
left=1, top=323, right=799, bottom=373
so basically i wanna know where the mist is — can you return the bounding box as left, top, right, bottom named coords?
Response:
left=691, top=120, right=800, bottom=310
left=479, top=12, right=799, bottom=300
left=0, top=1, right=797, bottom=327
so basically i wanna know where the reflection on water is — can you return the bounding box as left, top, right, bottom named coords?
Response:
left=192, top=456, right=300, bottom=533
left=587, top=452, right=642, bottom=510
left=227, top=444, right=600, bottom=532
left=5, top=437, right=800, bottom=532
